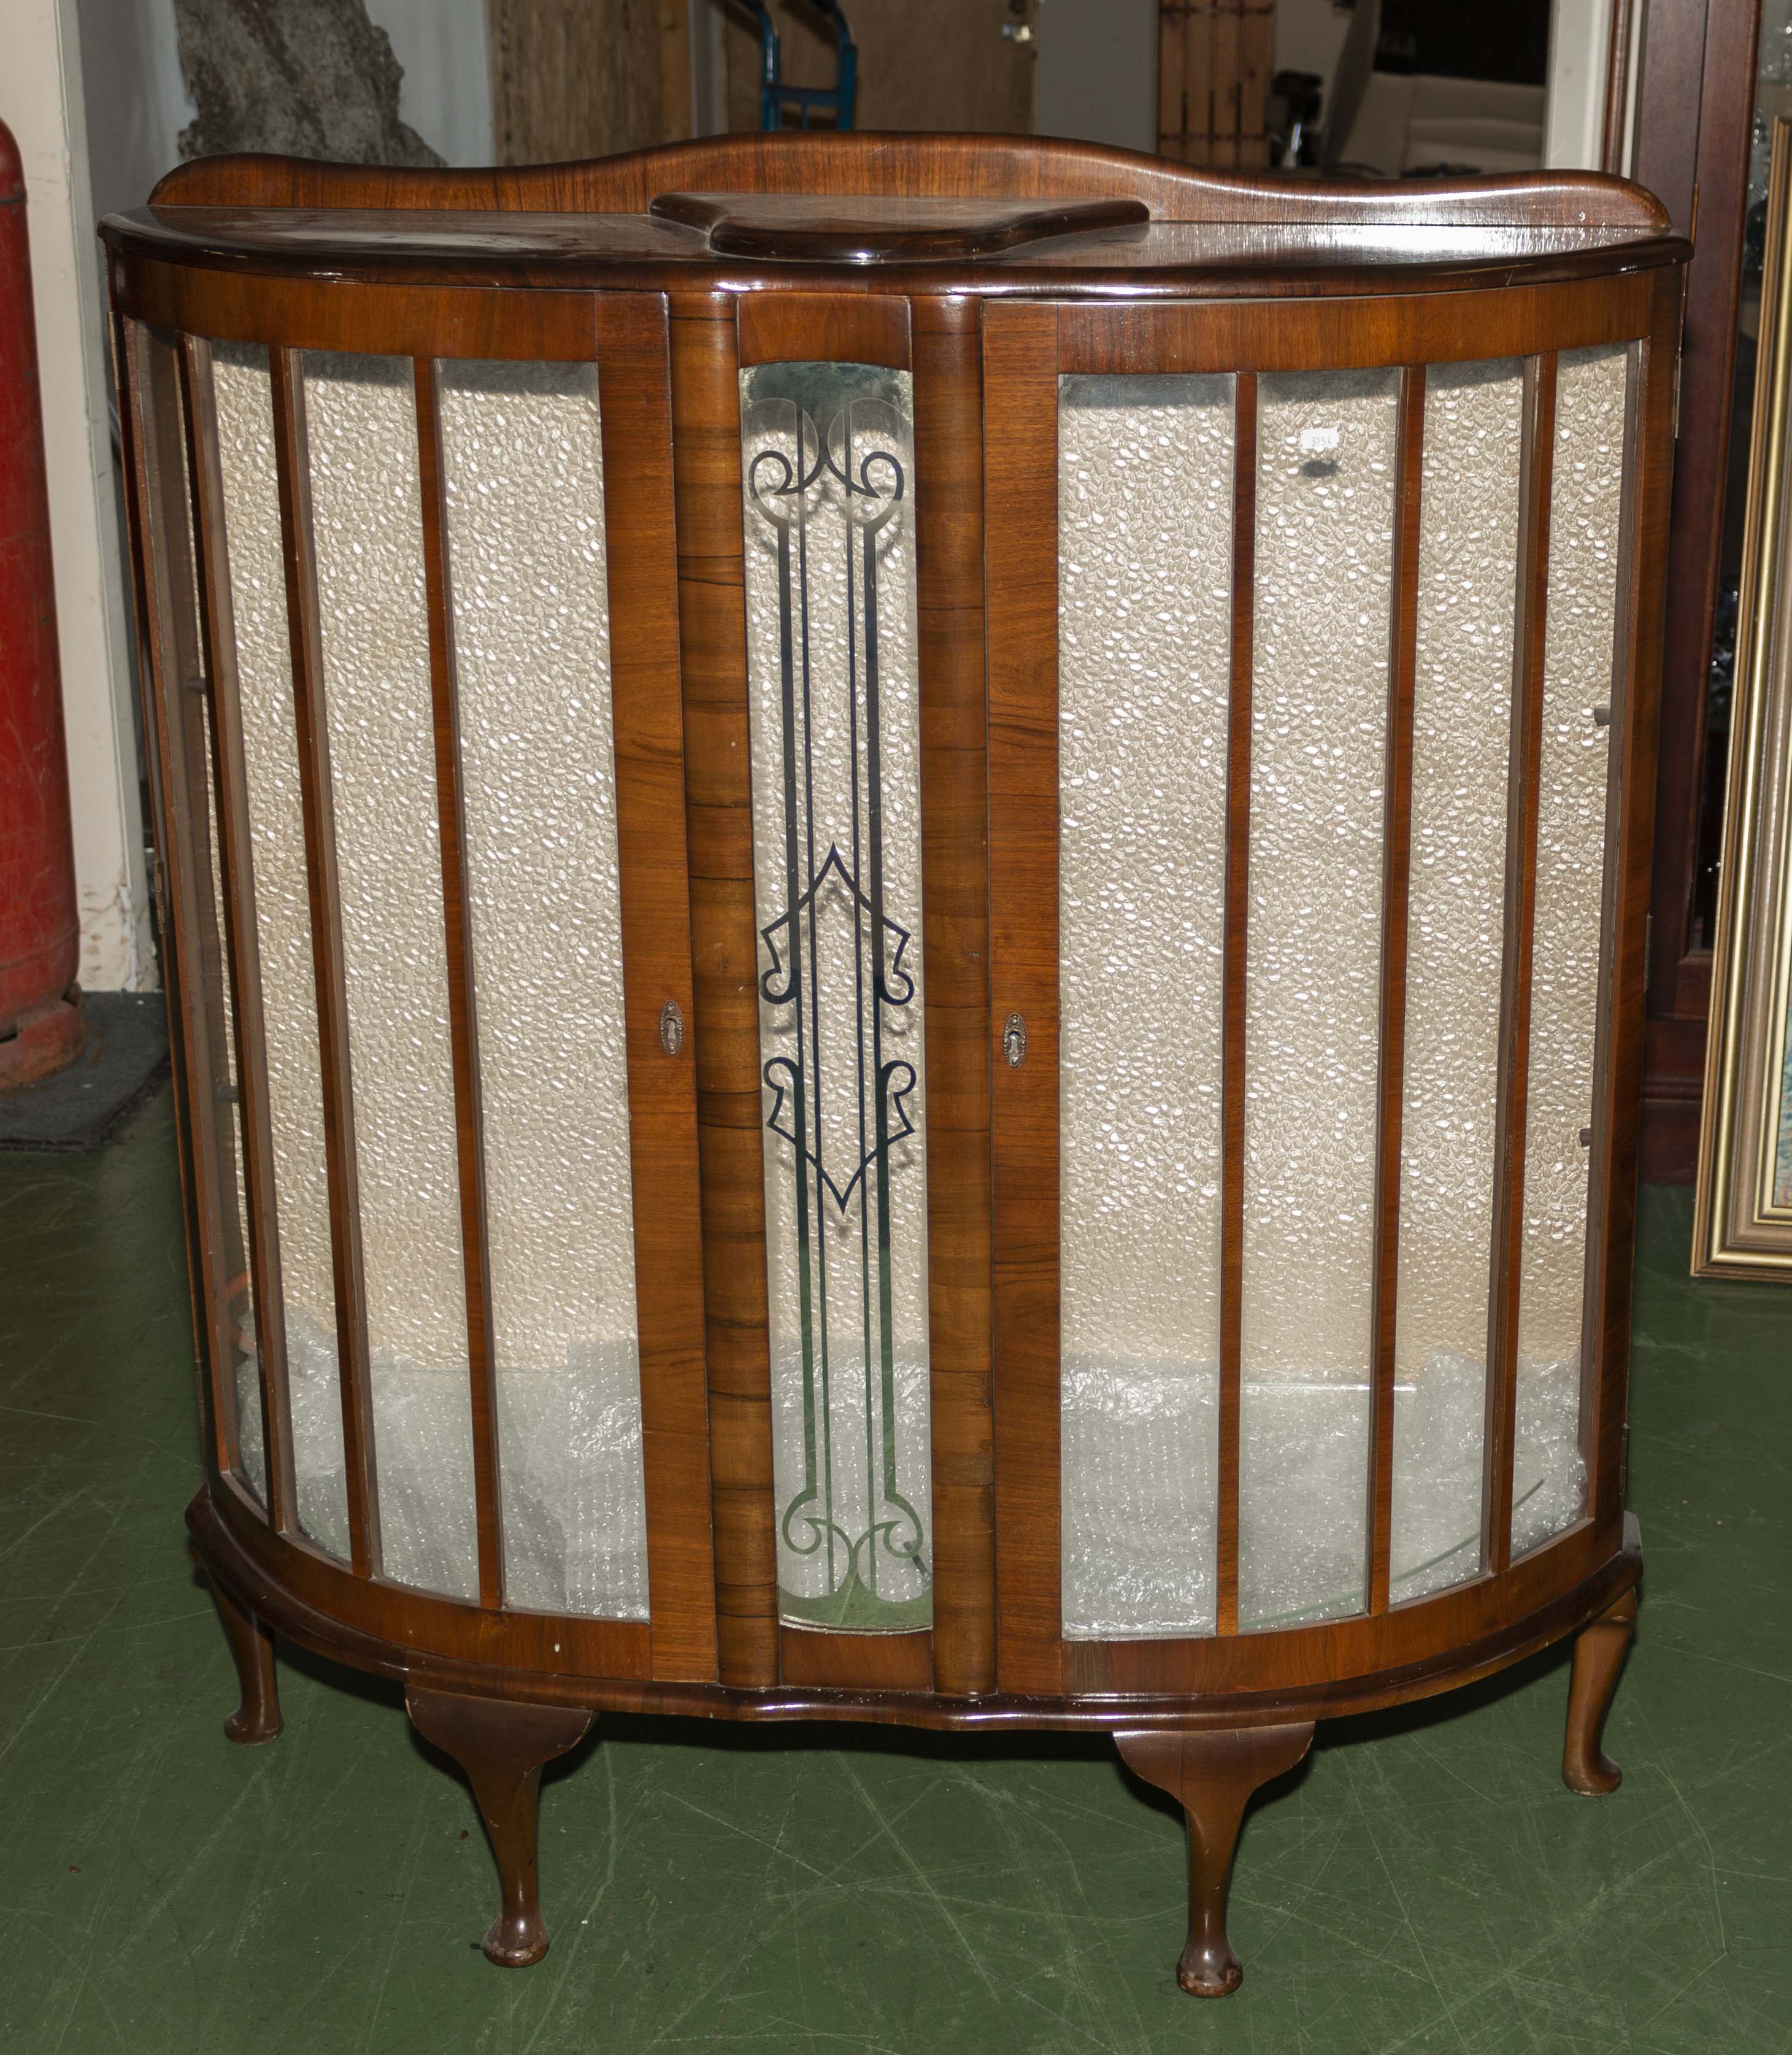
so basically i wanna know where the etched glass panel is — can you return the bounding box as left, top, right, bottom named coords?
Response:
left=1388, top=361, right=1523, bottom=1603
left=212, top=343, right=348, bottom=1554
left=1512, top=344, right=1628, bottom=1556
left=303, top=352, right=476, bottom=1600
left=740, top=363, right=932, bottom=1630
left=1239, top=368, right=1399, bottom=1630
left=440, top=359, right=648, bottom=1620
left=1055, top=374, right=1234, bottom=1640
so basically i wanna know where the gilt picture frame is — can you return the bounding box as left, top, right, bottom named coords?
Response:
left=1695, top=118, right=1792, bottom=1277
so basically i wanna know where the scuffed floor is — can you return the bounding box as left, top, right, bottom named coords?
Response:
left=1, top=1085, right=1786, bottom=2053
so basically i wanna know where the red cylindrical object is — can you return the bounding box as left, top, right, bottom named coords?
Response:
left=0, top=117, right=83, bottom=1087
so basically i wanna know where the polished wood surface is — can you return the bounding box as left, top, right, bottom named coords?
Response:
left=105, top=209, right=1685, bottom=312
left=405, top=1686, right=594, bottom=1965
left=1562, top=1586, right=1638, bottom=1794
left=1369, top=366, right=1426, bottom=1618
left=1115, top=1722, right=1315, bottom=1997
left=193, top=1486, right=1644, bottom=1732
left=913, top=296, right=997, bottom=1700
left=670, top=293, right=780, bottom=1692
left=650, top=190, right=1150, bottom=261
left=1216, top=372, right=1256, bottom=1641
left=982, top=301, right=1064, bottom=1700
left=596, top=293, right=719, bottom=1686
left=145, top=134, right=1671, bottom=230
left=201, top=1557, right=282, bottom=1745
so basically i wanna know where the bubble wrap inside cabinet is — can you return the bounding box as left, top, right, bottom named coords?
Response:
left=1512, top=343, right=1629, bottom=1559
left=212, top=350, right=653, bottom=1619
left=1238, top=369, right=1399, bottom=1632
left=1388, top=361, right=1524, bottom=1605
left=439, top=359, right=648, bottom=1622
left=1055, top=374, right=1234, bottom=1641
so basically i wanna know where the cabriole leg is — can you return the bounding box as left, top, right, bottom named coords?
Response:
left=1563, top=1587, right=1638, bottom=1795
left=201, top=1562, right=282, bottom=1745
left=1114, top=1721, right=1315, bottom=1998
left=406, top=1685, right=593, bottom=1967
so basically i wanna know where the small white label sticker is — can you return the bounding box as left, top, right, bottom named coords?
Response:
left=1299, top=425, right=1340, bottom=452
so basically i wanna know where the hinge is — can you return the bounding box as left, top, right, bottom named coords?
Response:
left=1619, top=1419, right=1630, bottom=1503
left=1644, top=911, right=1652, bottom=989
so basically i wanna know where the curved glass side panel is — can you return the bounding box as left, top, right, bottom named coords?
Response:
left=302, top=352, right=477, bottom=1600
left=1239, top=368, right=1399, bottom=1631
left=740, top=363, right=933, bottom=1632
left=212, top=343, right=348, bottom=1555
left=440, top=359, right=648, bottom=1621
left=1513, top=343, right=1629, bottom=1557
left=1055, top=373, right=1234, bottom=1640
left=1388, top=360, right=1524, bottom=1604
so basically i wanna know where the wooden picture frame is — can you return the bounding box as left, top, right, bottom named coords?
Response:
left=1696, top=118, right=1792, bottom=1279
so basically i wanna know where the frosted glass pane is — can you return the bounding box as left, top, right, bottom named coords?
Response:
left=740, top=364, right=933, bottom=1631
left=1513, top=344, right=1628, bottom=1556
left=304, top=352, right=476, bottom=1601
left=440, top=360, right=648, bottom=1621
left=1239, top=369, right=1398, bottom=1630
left=212, top=344, right=348, bottom=1556
left=194, top=669, right=265, bottom=1506
left=1388, top=361, right=1523, bottom=1604
left=1055, top=374, right=1233, bottom=1640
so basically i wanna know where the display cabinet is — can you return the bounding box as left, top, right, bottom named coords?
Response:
left=103, top=133, right=1683, bottom=1997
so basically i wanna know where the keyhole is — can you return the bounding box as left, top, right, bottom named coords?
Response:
left=1003, top=1013, right=1027, bottom=1067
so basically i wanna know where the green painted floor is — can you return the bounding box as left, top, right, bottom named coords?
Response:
left=2, top=1085, right=1788, bottom=2054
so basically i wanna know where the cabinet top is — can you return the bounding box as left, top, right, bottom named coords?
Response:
left=103, top=134, right=1686, bottom=303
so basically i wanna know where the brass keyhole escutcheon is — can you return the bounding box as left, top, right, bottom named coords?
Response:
left=659, top=1000, right=685, bottom=1055
left=1003, top=1012, right=1027, bottom=1067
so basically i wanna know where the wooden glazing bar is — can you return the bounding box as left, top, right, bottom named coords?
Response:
left=120, top=318, right=234, bottom=1483
left=913, top=297, right=997, bottom=1698
left=1217, top=370, right=1256, bottom=1639
left=1483, top=352, right=1559, bottom=1578
left=983, top=303, right=1064, bottom=1696
left=596, top=293, right=718, bottom=1684
left=112, top=307, right=210, bottom=1460
left=412, top=355, right=504, bottom=1611
left=267, top=344, right=383, bottom=1581
left=179, top=335, right=299, bottom=1535
left=1367, top=364, right=1426, bottom=1616
left=1588, top=292, right=1679, bottom=1528
left=669, top=292, right=780, bottom=1689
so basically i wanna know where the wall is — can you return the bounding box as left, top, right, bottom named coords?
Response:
left=1034, top=0, right=1156, bottom=153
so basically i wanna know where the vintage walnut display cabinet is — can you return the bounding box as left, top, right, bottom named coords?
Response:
left=104, top=135, right=1683, bottom=1998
